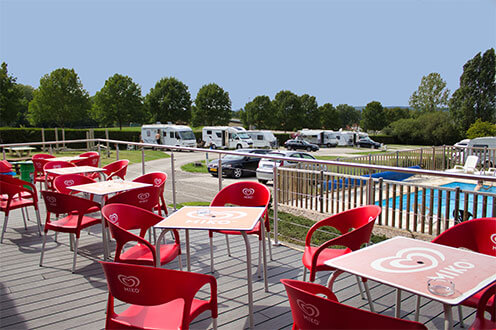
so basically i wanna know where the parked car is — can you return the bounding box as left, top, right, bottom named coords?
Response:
left=284, top=139, right=319, bottom=152
left=256, top=150, right=316, bottom=184
left=356, top=137, right=381, bottom=149
left=207, top=149, right=271, bottom=178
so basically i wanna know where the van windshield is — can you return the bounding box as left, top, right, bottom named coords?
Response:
left=238, top=132, right=251, bottom=139
left=178, top=131, right=195, bottom=140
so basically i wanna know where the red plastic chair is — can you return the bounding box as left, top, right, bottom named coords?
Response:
left=416, top=217, right=496, bottom=326
left=106, top=186, right=161, bottom=212
left=71, top=151, right=100, bottom=167
left=40, top=191, right=102, bottom=273
left=88, top=159, right=129, bottom=181
left=0, top=180, right=42, bottom=243
left=132, top=172, right=168, bottom=215
left=281, top=279, right=427, bottom=330
left=43, top=160, right=76, bottom=191
left=102, top=203, right=181, bottom=268
left=53, top=174, right=100, bottom=214
left=468, top=283, right=496, bottom=330
left=302, top=205, right=381, bottom=311
left=209, top=181, right=272, bottom=275
left=32, top=157, right=54, bottom=191
left=32, top=153, right=54, bottom=159
left=100, top=261, right=218, bottom=330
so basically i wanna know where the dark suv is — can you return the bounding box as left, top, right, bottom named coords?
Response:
left=284, top=139, right=319, bottom=152
left=207, top=149, right=271, bottom=178
left=357, top=137, right=381, bottom=149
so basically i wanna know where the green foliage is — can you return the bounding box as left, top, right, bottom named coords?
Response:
left=181, top=160, right=208, bottom=173
left=319, top=103, right=341, bottom=130
left=91, top=74, right=145, bottom=130
left=409, top=73, right=450, bottom=112
left=384, top=107, right=411, bottom=127
left=145, top=77, right=192, bottom=124
left=192, top=83, right=231, bottom=126
left=389, top=111, right=460, bottom=145
left=300, top=94, right=320, bottom=129
left=466, top=119, right=496, bottom=139
left=272, top=90, right=303, bottom=131
left=28, top=68, right=91, bottom=127
left=450, top=48, right=496, bottom=134
left=361, top=101, right=386, bottom=131
left=0, top=62, right=23, bottom=126
left=15, top=84, right=35, bottom=127
left=337, top=104, right=361, bottom=128
left=242, top=95, right=274, bottom=129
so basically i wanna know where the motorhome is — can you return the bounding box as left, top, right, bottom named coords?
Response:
left=467, top=136, right=496, bottom=167
left=335, top=130, right=368, bottom=146
left=202, top=126, right=254, bottom=149
left=298, top=129, right=338, bottom=147
left=141, top=124, right=197, bottom=148
left=246, top=130, right=278, bottom=148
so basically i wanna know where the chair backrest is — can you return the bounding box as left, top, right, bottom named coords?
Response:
left=100, top=261, right=217, bottom=329
left=432, top=218, right=496, bottom=256
left=43, top=160, right=76, bottom=171
left=102, top=203, right=164, bottom=238
left=104, top=160, right=129, bottom=180
left=53, top=174, right=96, bottom=195
left=464, top=155, right=479, bottom=170
left=132, top=172, right=167, bottom=195
left=72, top=153, right=100, bottom=167
left=32, top=158, right=51, bottom=177
left=106, top=186, right=160, bottom=212
left=42, top=190, right=100, bottom=217
left=305, top=205, right=382, bottom=252
left=78, top=151, right=99, bottom=158
left=0, top=175, right=38, bottom=199
left=0, top=181, right=36, bottom=207
left=281, top=279, right=427, bottom=330
left=32, top=153, right=55, bottom=160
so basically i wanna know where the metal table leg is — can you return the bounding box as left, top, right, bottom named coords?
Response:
left=241, top=232, right=254, bottom=329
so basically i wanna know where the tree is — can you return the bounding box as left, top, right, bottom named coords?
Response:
left=242, top=95, right=274, bottom=129
left=0, top=62, right=23, bottom=126
left=28, top=68, right=90, bottom=127
left=300, top=94, right=320, bottom=129
left=15, top=84, right=35, bottom=127
left=319, top=103, right=341, bottom=130
left=91, top=74, right=145, bottom=130
left=272, top=90, right=303, bottom=131
left=145, top=77, right=192, bottom=124
left=192, top=83, right=231, bottom=126
left=409, top=73, right=450, bottom=112
left=337, top=104, right=361, bottom=128
left=361, top=101, right=386, bottom=131
left=466, top=119, right=496, bottom=139
left=450, top=48, right=496, bottom=134
left=384, top=107, right=411, bottom=127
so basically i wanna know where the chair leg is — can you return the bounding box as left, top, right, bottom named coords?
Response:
left=177, top=254, right=182, bottom=271
left=266, top=231, right=273, bottom=261
left=458, top=305, right=464, bottom=328
left=1, top=214, right=9, bottom=244
left=212, top=318, right=217, bottom=330
left=72, top=237, right=79, bottom=273
left=363, top=279, right=375, bottom=313
left=209, top=235, right=215, bottom=273
left=69, top=234, right=74, bottom=251
left=225, top=235, right=231, bottom=256
left=302, top=267, right=307, bottom=281
left=256, top=239, right=262, bottom=279
left=21, top=208, right=27, bottom=230
left=54, top=232, right=58, bottom=242
left=355, top=276, right=365, bottom=299
left=39, top=232, right=48, bottom=266
left=35, top=208, right=42, bottom=235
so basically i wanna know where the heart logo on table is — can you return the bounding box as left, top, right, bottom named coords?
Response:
left=118, top=274, right=140, bottom=288
left=108, top=213, right=119, bottom=223
left=370, top=247, right=445, bottom=273
left=153, top=178, right=162, bottom=186
left=296, top=299, right=320, bottom=318
left=138, top=192, right=150, bottom=201
left=64, top=179, right=75, bottom=186
left=242, top=188, right=255, bottom=196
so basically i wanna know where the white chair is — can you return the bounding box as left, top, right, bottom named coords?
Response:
left=446, top=155, right=479, bottom=173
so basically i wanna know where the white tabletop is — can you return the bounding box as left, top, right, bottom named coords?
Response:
left=45, top=156, right=86, bottom=162
left=325, top=236, right=496, bottom=305
left=68, top=180, right=151, bottom=196
left=44, top=165, right=106, bottom=176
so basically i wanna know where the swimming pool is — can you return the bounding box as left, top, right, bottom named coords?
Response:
left=379, top=181, right=496, bottom=219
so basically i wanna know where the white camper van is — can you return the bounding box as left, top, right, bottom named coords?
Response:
left=202, top=126, right=253, bottom=149
left=141, top=124, right=197, bottom=148
left=467, top=136, right=496, bottom=167
left=246, top=130, right=278, bottom=148
left=298, top=129, right=338, bottom=147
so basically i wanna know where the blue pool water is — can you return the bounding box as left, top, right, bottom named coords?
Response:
left=379, top=181, right=496, bottom=219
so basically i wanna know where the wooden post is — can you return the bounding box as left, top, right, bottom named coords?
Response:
left=115, top=143, right=119, bottom=160
left=86, top=131, right=90, bottom=150
left=41, top=128, right=46, bottom=151
left=62, top=128, right=65, bottom=149
left=105, top=128, right=110, bottom=157
left=54, top=127, right=59, bottom=153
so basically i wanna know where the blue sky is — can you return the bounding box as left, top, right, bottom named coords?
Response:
left=1, top=0, right=495, bottom=110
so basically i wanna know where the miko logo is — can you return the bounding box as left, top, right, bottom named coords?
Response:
left=91, top=159, right=98, bottom=165
left=371, top=247, right=445, bottom=273
left=64, top=179, right=75, bottom=186
left=53, top=165, right=61, bottom=169
left=118, top=274, right=140, bottom=293
left=491, top=233, right=496, bottom=251
left=45, top=195, right=57, bottom=206
left=109, top=213, right=119, bottom=223
left=153, top=178, right=162, bottom=186
left=137, top=192, right=150, bottom=203
left=296, top=299, right=320, bottom=325
left=242, top=188, right=255, bottom=199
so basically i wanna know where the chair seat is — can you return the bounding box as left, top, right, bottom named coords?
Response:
left=1, top=191, right=32, bottom=201
left=111, top=297, right=209, bottom=329
left=120, top=243, right=180, bottom=266
left=463, top=287, right=495, bottom=311
left=45, top=214, right=101, bottom=233
left=0, top=198, right=35, bottom=211
left=302, top=246, right=352, bottom=270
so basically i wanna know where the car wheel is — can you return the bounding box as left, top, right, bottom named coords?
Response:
left=210, top=173, right=218, bottom=177
left=236, top=144, right=242, bottom=149
left=327, top=143, right=332, bottom=148
left=258, top=179, right=268, bottom=185
left=232, top=168, right=243, bottom=178
left=210, top=144, right=216, bottom=149
left=307, top=147, right=312, bottom=151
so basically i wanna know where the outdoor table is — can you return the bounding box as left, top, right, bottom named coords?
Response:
left=45, top=156, right=86, bottom=162
left=44, top=165, right=106, bottom=177
left=325, top=236, right=496, bottom=330
left=68, top=180, right=152, bottom=260
left=154, top=205, right=268, bottom=329
left=5, top=146, right=36, bottom=158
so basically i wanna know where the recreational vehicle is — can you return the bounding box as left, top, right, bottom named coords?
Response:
left=467, top=136, right=496, bottom=167
left=298, top=129, right=338, bottom=147
left=141, top=124, right=197, bottom=148
left=202, top=126, right=254, bottom=149
left=246, top=130, right=278, bottom=148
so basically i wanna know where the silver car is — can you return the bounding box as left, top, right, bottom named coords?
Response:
left=256, top=150, right=316, bottom=184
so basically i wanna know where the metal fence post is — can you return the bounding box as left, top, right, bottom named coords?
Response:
left=273, top=165, right=280, bottom=245
left=97, top=144, right=101, bottom=167
left=41, top=128, right=46, bottom=151
left=54, top=127, right=59, bottom=152
left=141, top=147, right=145, bottom=175
left=115, top=144, right=119, bottom=160
left=170, top=152, right=177, bottom=211
left=218, top=154, right=222, bottom=192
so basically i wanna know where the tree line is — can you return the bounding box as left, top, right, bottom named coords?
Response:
left=1, top=48, right=494, bottom=145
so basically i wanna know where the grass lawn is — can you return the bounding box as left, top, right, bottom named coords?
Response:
left=180, top=160, right=209, bottom=173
